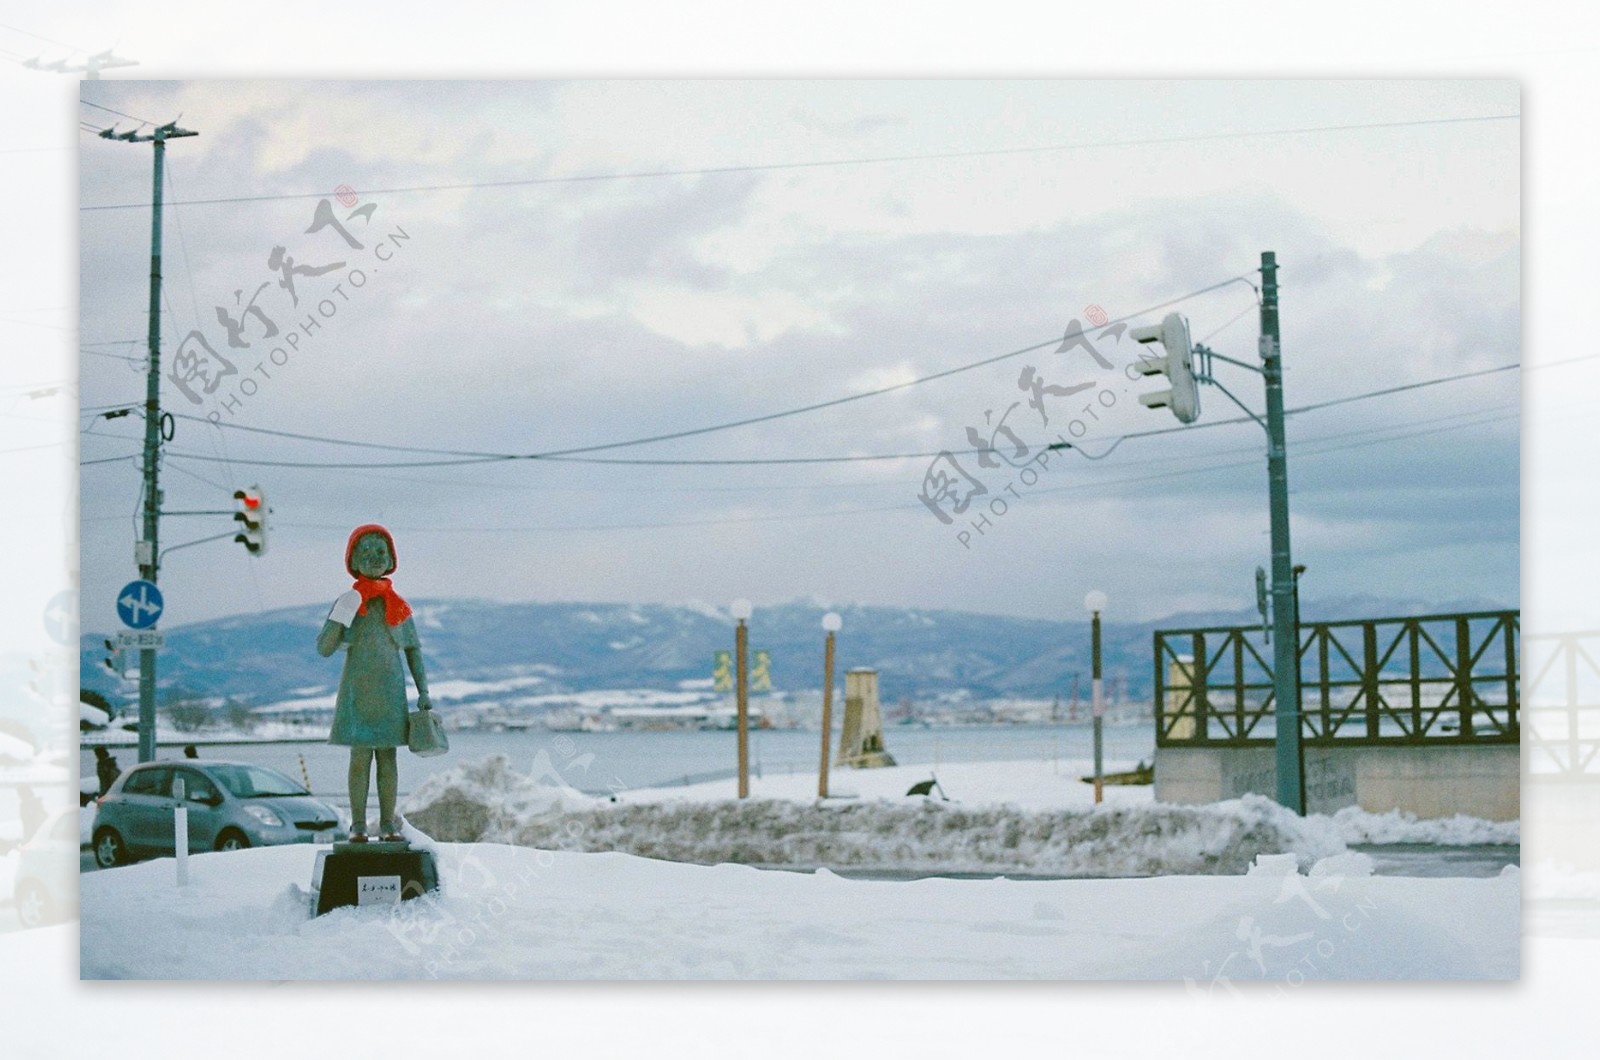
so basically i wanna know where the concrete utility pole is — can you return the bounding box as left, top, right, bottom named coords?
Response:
left=101, top=120, right=198, bottom=763
left=24, top=50, right=139, bottom=79
left=1259, top=251, right=1305, bottom=814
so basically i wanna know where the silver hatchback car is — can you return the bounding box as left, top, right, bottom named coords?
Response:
left=92, top=760, right=345, bottom=868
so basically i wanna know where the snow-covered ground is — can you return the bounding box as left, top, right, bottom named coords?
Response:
left=54, top=753, right=1528, bottom=980
left=74, top=838, right=1518, bottom=980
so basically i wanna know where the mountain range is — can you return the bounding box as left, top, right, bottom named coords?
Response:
left=80, top=594, right=1511, bottom=714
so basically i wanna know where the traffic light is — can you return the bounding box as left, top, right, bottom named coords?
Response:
left=233, top=485, right=268, bottom=555
left=1130, top=312, right=1201, bottom=424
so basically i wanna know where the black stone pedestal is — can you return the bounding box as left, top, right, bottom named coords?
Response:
left=312, top=842, right=439, bottom=916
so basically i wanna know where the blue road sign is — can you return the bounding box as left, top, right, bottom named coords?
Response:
left=43, top=589, right=77, bottom=645
left=116, top=579, right=164, bottom=630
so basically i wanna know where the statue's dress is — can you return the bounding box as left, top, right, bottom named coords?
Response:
left=327, top=596, right=418, bottom=748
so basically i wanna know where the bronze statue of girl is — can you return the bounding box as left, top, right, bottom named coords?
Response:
left=317, top=524, right=431, bottom=842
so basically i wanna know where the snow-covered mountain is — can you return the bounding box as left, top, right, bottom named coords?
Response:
left=79, top=594, right=1512, bottom=714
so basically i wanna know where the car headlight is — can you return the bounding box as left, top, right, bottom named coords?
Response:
left=244, top=805, right=284, bottom=828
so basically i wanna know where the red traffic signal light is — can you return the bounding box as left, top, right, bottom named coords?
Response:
left=232, top=486, right=268, bottom=556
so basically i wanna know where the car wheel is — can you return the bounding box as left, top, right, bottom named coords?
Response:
left=93, top=828, right=127, bottom=869
left=214, top=828, right=250, bottom=852
left=15, top=881, right=57, bottom=928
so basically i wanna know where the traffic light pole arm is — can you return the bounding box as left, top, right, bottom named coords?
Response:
left=158, top=530, right=237, bottom=564
left=1196, top=344, right=1264, bottom=376
left=1196, top=365, right=1267, bottom=432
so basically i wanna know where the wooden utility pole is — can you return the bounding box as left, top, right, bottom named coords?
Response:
left=818, top=613, right=841, bottom=797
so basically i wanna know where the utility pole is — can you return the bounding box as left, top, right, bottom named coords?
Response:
left=1260, top=251, right=1305, bottom=814
left=102, top=120, right=198, bottom=763
left=1133, top=250, right=1306, bottom=813
left=24, top=50, right=139, bottom=79
left=1085, top=590, right=1107, bottom=805
left=818, top=613, right=840, bottom=798
left=731, top=599, right=752, bottom=797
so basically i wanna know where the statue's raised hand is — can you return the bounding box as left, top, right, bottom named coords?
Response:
left=328, top=589, right=362, bottom=627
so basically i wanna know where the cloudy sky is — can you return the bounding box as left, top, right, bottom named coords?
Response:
left=4, top=0, right=1600, bottom=1052
left=72, top=79, right=1521, bottom=633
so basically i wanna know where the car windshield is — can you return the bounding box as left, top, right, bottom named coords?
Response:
left=207, top=764, right=308, bottom=798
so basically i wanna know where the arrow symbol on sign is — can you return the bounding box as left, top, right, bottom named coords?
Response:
left=119, top=585, right=162, bottom=622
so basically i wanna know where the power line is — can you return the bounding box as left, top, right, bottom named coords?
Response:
left=1285, top=362, right=1518, bottom=416
left=79, top=112, right=1521, bottom=213
left=0, top=21, right=87, bottom=54
left=81, top=347, right=146, bottom=363
left=165, top=273, right=1256, bottom=464
left=79, top=99, right=154, bottom=127
left=259, top=407, right=1517, bottom=538
left=1525, top=351, right=1600, bottom=372
left=164, top=147, right=204, bottom=329
left=138, top=399, right=1518, bottom=499
left=157, top=359, right=1519, bottom=470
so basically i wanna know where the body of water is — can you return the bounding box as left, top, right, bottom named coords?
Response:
left=82, top=721, right=1157, bottom=800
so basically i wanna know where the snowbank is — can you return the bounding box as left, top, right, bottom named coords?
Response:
left=401, top=753, right=600, bottom=841
left=74, top=840, right=1519, bottom=980
left=1330, top=805, right=1520, bottom=846
left=1525, top=862, right=1600, bottom=901
left=402, top=755, right=1345, bottom=876
left=401, top=754, right=1517, bottom=879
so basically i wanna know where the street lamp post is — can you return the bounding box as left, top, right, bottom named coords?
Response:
left=819, top=612, right=841, bottom=798
left=731, top=599, right=752, bottom=798
left=1085, top=590, right=1108, bottom=805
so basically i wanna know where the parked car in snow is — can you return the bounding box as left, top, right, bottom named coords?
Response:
left=13, top=808, right=78, bottom=927
left=92, top=760, right=344, bottom=868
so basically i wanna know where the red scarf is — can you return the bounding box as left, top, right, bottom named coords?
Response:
left=345, top=523, right=412, bottom=626
left=352, top=576, right=412, bottom=626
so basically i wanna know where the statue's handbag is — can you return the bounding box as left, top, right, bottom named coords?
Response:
left=407, top=708, right=449, bottom=757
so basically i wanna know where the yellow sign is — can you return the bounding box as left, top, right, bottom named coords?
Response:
left=751, top=650, right=772, bottom=692
left=712, top=650, right=732, bottom=692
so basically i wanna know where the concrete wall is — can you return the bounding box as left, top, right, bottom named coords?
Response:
left=1155, top=743, right=1520, bottom=821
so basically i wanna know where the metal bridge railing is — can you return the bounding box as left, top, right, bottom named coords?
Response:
left=1155, top=610, right=1519, bottom=748
left=1523, top=631, right=1600, bottom=780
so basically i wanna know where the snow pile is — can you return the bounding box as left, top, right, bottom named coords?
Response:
left=1330, top=805, right=1520, bottom=846
left=401, top=757, right=1344, bottom=875
left=1308, top=851, right=1377, bottom=878
left=1524, top=862, right=1600, bottom=901
left=400, top=753, right=598, bottom=842
left=71, top=841, right=1520, bottom=979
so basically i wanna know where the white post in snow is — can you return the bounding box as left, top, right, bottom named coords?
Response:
left=172, top=776, right=189, bottom=886
left=1085, top=590, right=1108, bottom=806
